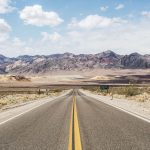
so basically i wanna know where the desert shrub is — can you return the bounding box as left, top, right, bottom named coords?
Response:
left=53, top=89, right=62, bottom=93
left=82, top=86, right=99, bottom=92
left=37, top=89, right=42, bottom=95
left=125, top=86, right=139, bottom=96
left=111, top=86, right=140, bottom=97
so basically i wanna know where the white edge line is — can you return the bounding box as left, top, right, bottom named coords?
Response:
left=0, top=100, right=51, bottom=126
left=0, top=91, right=70, bottom=126
left=81, top=90, right=150, bottom=123
left=101, top=101, right=150, bottom=123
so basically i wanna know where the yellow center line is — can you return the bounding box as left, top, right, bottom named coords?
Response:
left=74, top=96, right=82, bottom=150
left=68, top=96, right=82, bottom=150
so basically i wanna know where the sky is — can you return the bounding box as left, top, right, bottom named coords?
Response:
left=0, top=0, right=150, bottom=57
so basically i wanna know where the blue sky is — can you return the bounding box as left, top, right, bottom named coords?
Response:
left=0, top=0, right=150, bottom=56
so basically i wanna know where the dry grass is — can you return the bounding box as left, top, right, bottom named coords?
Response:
left=83, top=86, right=150, bottom=102
left=111, top=86, right=140, bottom=97
left=0, top=89, right=63, bottom=109
left=0, top=94, right=46, bottom=107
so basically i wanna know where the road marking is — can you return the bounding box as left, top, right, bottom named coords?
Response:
left=0, top=100, right=53, bottom=126
left=74, top=96, right=82, bottom=150
left=68, top=96, right=82, bottom=150
left=68, top=98, right=74, bottom=150
left=104, top=103, right=150, bottom=123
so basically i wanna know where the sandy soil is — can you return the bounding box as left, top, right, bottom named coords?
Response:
left=0, top=69, right=149, bottom=84
left=91, top=75, right=114, bottom=80
left=30, top=75, right=85, bottom=83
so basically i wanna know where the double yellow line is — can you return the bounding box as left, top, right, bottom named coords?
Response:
left=68, top=96, right=82, bottom=150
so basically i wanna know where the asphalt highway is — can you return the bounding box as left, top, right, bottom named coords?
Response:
left=0, top=90, right=150, bottom=150
left=76, top=90, right=150, bottom=150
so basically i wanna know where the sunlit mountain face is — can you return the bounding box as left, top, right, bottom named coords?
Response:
left=0, top=51, right=149, bottom=74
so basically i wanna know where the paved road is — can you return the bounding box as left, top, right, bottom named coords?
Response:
left=0, top=92, right=73, bottom=150
left=76, top=90, right=150, bottom=150
left=0, top=90, right=150, bottom=150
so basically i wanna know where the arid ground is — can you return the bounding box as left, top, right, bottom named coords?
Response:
left=0, top=69, right=149, bottom=87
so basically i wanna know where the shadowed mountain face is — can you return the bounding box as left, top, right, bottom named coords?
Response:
left=121, top=53, right=150, bottom=68
left=0, top=51, right=149, bottom=74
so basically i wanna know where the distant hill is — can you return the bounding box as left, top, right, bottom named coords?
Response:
left=0, top=50, right=149, bottom=74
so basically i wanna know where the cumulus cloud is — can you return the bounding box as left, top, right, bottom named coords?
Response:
left=100, top=6, right=109, bottom=12
left=1, top=11, right=150, bottom=56
left=28, top=20, right=150, bottom=55
left=0, top=0, right=14, bottom=14
left=41, top=32, right=62, bottom=42
left=2, top=21, right=150, bottom=56
left=115, top=4, right=124, bottom=10
left=0, top=35, right=39, bottom=57
left=12, top=37, right=25, bottom=47
left=20, top=5, right=63, bottom=27
left=0, top=18, right=11, bottom=41
left=69, top=15, right=127, bottom=29
left=141, top=11, right=150, bottom=18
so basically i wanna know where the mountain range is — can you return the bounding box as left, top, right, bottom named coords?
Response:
left=0, top=50, right=150, bottom=74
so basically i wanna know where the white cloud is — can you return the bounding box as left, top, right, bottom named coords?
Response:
left=100, top=6, right=108, bottom=12
left=1, top=21, right=150, bottom=56
left=29, top=20, right=150, bottom=55
left=0, top=36, right=36, bottom=57
left=20, top=5, right=63, bottom=27
left=12, top=37, right=25, bottom=47
left=141, top=11, right=150, bottom=18
left=0, top=19, right=11, bottom=33
left=41, top=32, right=62, bottom=42
left=69, top=15, right=127, bottom=29
left=0, top=0, right=14, bottom=14
left=1, top=16, right=150, bottom=56
left=115, top=4, right=124, bottom=10
left=0, top=18, right=11, bottom=41
left=128, top=13, right=134, bottom=18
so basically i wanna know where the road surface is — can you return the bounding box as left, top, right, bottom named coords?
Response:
left=0, top=90, right=150, bottom=150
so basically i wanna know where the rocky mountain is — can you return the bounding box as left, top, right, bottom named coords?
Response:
left=0, top=51, right=149, bottom=74
left=121, top=53, right=150, bottom=68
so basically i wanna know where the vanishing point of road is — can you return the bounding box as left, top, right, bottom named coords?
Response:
left=0, top=90, right=150, bottom=150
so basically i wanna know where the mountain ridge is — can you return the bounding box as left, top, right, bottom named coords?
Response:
left=0, top=50, right=149, bottom=74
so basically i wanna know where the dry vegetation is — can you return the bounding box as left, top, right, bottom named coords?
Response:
left=83, top=85, right=150, bottom=102
left=0, top=88, right=63, bottom=110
